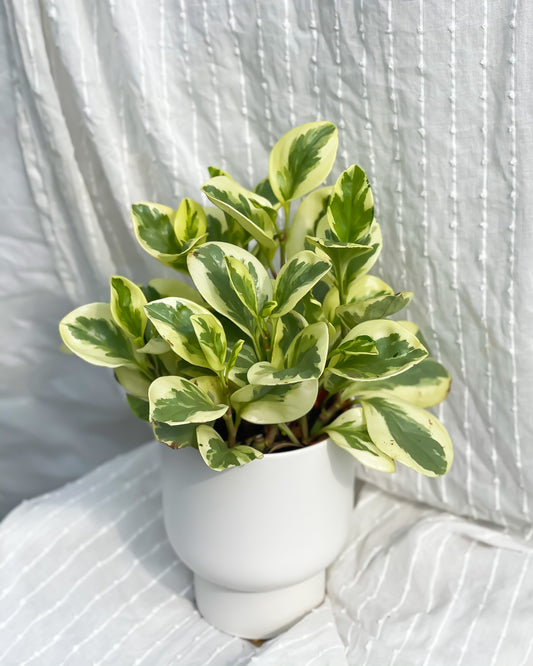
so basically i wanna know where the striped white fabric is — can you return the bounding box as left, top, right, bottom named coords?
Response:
left=1, top=442, right=532, bottom=665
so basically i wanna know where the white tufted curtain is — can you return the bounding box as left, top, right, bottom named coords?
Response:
left=2, top=0, right=532, bottom=535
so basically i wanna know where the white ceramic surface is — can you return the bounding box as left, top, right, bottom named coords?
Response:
left=160, top=438, right=356, bottom=638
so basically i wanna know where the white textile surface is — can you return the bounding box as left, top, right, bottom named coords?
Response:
left=1, top=442, right=532, bottom=666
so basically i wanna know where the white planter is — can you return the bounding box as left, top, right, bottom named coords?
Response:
left=160, top=438, right=356, bottom=639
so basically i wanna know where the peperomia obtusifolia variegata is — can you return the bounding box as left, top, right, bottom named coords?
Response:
left=60, top=121, right=453, bottom=476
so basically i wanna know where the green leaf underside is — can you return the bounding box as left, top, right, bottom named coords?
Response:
left=132, top=203, right=181, bottom=254
left=191, top=314, right=226, bottom=372
left=197, top=426, right=263, bottom=471
left=231, top=379, right=319, bottom=424
left=188, top=243, right=270, bottom=337
left=253, top=177, right=278, bottom=206
left=271, top=123, right=338, bottom=202
left=362, top=397, right=450, bottom=476
left=342, top=358, right=451, bottom=408
left=150, top=377, right=227, bottom=425
left=328, top=165, right=374, bottom=243
left=153, top=422, right=198, bottom=449
left=61, top=304, right=137, bottom=368
left=110, top=276, right=146, bottom=340
left=273, top=251, right=331, bottom=316
left=248, top=322, right=328, bottom=385
left=336, top=292, right=414, bottom=328
left=114, top=366, right=151, bottom=399
left=202, top=177, right=276, bottom=249
left=145, top=298, right=212, bottom=368
left=126, top=395, right=150, bottom=421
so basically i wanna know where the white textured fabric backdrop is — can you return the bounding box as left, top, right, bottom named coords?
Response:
left=2, top=0, right=532, bottom=528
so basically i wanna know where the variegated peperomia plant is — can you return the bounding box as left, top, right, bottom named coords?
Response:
left=60, top=121, right=453, bottom=476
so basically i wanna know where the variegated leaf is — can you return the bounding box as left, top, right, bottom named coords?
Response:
left=324, top=275, right=393, bottom=324
left=286, top=186, right=332, bottom=258
left=361, top=395, right=453, bottom=476
left=109, top=275, right=148, bottom=344
left=149, top=376, right=228, bottom=425
left=324, top=407, right=396, bottom=473
left=269, top=121, right=338, bottom=203
left=396, top=320, right=432, bottom=354
left=202, top=176, right=277, bottom=249
left=272, top=250, right=331, bottom=317
left=343, top=220, right=383, bottom=285
left=191, top=375, right=226, bottom=405
left=327, top=165, right=374, bottom=243
left=271, top=311, right=308, bottom=368
left=306, top=234, right=376, bottom=275
left=148, top=278, right=205, bottom=305
left=328, top=320, right=427, bottom=381
left=225, top=339, right=245, bottom=378
left=253, top=177, right=278, bottom=206
left=144, top=297, right=213, bottom=368
left=341, top=358, right=451, bottom=408
left=225, top=255, right=259, bottom=317
left=227, top=340, right=258, bottom=387
left=187, top=242, right=272, bottom=338
left=59, top=303, right=139, bottom=369
left=231, top=379, right=319, bottom=424
left=173, top=197, right=207, bottom=245
left=190, top=313, right=227, bottom=372
left=248, top=322, right=329, bottom=385
left=207, top=165, right=232, bottom=179
left=153, top=422, right=198, bottom=449
left=336, top=291, right=414, bottom=328
left=114, top=366, right=151, bottom=399
left=196, top=425, right=263, bottom=471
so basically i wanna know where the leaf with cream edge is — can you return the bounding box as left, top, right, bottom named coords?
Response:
left=59, top=303, right=140, bottom=369
left=231, top=379, right=319, bottom=424
left=152, top=422, right=198, bottom=449
left=327, top=165, right=374, bottom=243
left=114, top=366, right=151, bottom=399
left=173, top=197, right=207, bottom=245
left=325, top=407, right=396, bottom=473
left=361, top=395, right=453, bottom=476
left=253, top=177, right=278, bottom=206
left=286, top=186, right=332, bottom=258
left=149, top=376, right=228, bottom=426
left=145, top=297, right=216, bottom=369
left=202, top=176, right=277, bottom=250
left=328, top=319, right=428, bottom=382
left=187, top=242, right=272, bottom=339
left=272, top=251, right=331, bottom=317
left=337, top=291, right=414, bottom=328
left=269, top=121, right=338, bottom=203
left=248, top=322, right=329, bottom=385
left=196, top=425, right=263, bottom=471
left=270, top=311, right=307, bottom=368
left=109, top=276, right=148, bottom=345
left=225, top=255, right=259, bottom=317
left=341, top=358, right=451, bottom=408
left=190, top=313, right=227, bottom=373
left=227, top=340, right=257, bottom=387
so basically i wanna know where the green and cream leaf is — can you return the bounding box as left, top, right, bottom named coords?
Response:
left=149, top=376, right=228, bottom=425
left=109, top=275, right=148, bottom=344
left=272, top=250, right=331, bottom=317
left=225, top=256, right=259, bottom=317
left=327, top=165, right=374, bottom=243
left=173, top=197, right=207, bottom=245
left=196, top=425, right=263, bottom=471
left=153, top=422, right=199, bottom=449
left=286, top=186, right=332, bottom=258
left=231, top=379, right=319, bottom=424
left=114, top=366, right=151, bottom=399
left=190, top=314, right=227, bottom=372
left=336, top=291, right=414, bottom=328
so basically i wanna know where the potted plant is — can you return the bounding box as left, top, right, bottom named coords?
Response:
left=60, top=121, right=453, bottom=639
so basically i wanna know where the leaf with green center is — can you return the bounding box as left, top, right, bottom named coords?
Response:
left=196, top=425, right=263, bottom=471
left=109, top=275, right=148, bottom=344
left=59, top=303, right=139, bottom=369
left=272, top=251, right=331, bottom=317
left=202, top=176, right=277, bottom=250
left=190, top=313, right=227, bottom=372
left=286, top=186, right=332, bottom=258
left=225, top=339, right=245, bottom=379
left=149, top=376, right=227, bottom=425
left=208, top=166, right=232, bottom=179
left=327, top=165, right=374, bottom=243
left=153, top=422, right=199, bottom=449
left=187, top=242, right=272, bottom=338
left=271, top=311, right=307, bottom=368
left=114, top=366, right=151, bottom=399
left=224, top=256, right=259, bottom=317
left=341, top=358, right=451, bottom=408
left=336, top=291, right=414, bottom=328
left=269, top=121, right=338, bottom=203
left=126, top=395, right=150, bottom=421
left=306, top=235, right=376, bottom=277
left=227, top=340, right=258, bottom=387
left=325, top=407, right=396, bottom=473
left=396, top=320, right=432, bottom=354
left=145, top=297, right=213, bottom=368
left=253, top=177, right=278, bottom=206
left=231, top=379, right=319, bottom=424
left=173, top=197, right=207, bottom=245
left=248, top=322, right=329, bottom=385
left=344, top=221, right=383, bottom=284
left=328, top=320, right=428, bottom=382
left=361, top=395, right=453, bottom=476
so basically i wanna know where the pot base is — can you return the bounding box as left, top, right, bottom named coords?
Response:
left=194, top=570, right=326, bottom=640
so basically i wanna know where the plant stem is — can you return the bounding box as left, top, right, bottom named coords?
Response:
left=265, top=424, right=279, bottom=448
left=299, top=416, right=310, bottom=444
left=223, top=410, right=237, bottom=447
left=309, top=394, right=344, bottom=439
left=281, top=202, right=291, bottom=265
left=278, top=423, right=301, bottom=446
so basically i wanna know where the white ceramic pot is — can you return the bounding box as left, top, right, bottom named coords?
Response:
left=160, top=438, right=356, bottom=639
